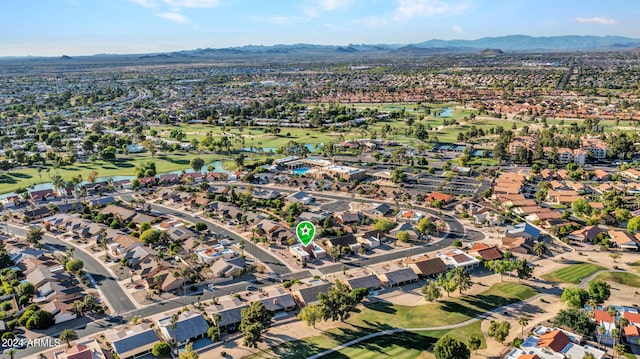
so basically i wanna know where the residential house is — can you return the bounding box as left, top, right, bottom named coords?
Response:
left=106, top=324, right=160, bottom=359
left=367, top=203, right=391, bottom=217
left=567, top=226, right=607, bottom=243
left=468, top=243, right=504, bottom=261
left=502, top=236, right=533, bottom=255
left=30, top=189, right=57, bottom=202
left=373, top=264, right=419, bottom=287
left=53, top=340, right=106, bottom=359
left=335, top=212, right=362, bottom=225
left=505, top=223, right=540, bottom=240
left=291, top=280, right=332, bottom=307
left=206, top=297, right=248, bottom=331
left=158, top=311, right=209, bottom=345
left=287, top=191, right=313, bottom=205
left=608, top=230, right=639, bottom=250
left=407, top=255, right=447, bottom=278
left=345, top=273, right=382, bottom=291
left=248, top=287, right=297, bottom=313
left=209, top=258, right=243, bottom=278
left=438, top=250, right=480, bottom=270
left=41, top=300, right=77, bottom=324
left=326, top=234, right=361, bottom=253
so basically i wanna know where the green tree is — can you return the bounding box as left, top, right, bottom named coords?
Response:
left=532, top=242, right=547, bottom=257
left=190, top=157, right=205, bottom=172
left=417, top=217, right=436, bottom=235
left=65, top=259, right=84, bottom=274
left=58, top=329, right=78, bottom=348
left=318, top=280, right=358, bottom=322
left=178, top=342, right=198, bottom=359
left=239, top=301, right=274, bottom=348
left=374, top=218, right=396, bottom=233
left=450, top=267, right=472, bottom=294
left=468, top=335, right=481, bottom=354
left=17, top=282, right=35, bottom=298
left=561, top=287, right=589, bottom=309
left=26, top=227, right=44, bottom=244
left=572, top=198, right=592, bottom=216
left=396, top=231, right=410, bottom=242
left=391, top=169, right=406, bottom=183
left=515, top=259, right=533, bottom=281
left=151, top=342, right=171, bottom=357
left=614, top=344, right=625, bottom=359
left=518, top=316, right=529, bottom=337
left=298, top=303, right=324, bottom=328
left=487, top=320, right=511, bottom=343
left=207, top=326, right=220, bottom=342
left=140, top=229, right=161, bottom=245
left=627, top=216, right=640, bottom=232
left=588, top=280, right=611, bottom=305
left=433, top=335, right=470, bottom=359
left=421, top=281, right=441, bottom=302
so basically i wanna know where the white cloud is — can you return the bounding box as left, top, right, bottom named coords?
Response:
left=130, top=0, right=158, bottom=8
left=576, top=16, right=616, bottom=25
left=453, top=25, right=464, bottom=34
left=303, top=0, right=355, bottom=17
left=156, top=12, right=190, bottom=23
left=393, top=0, right=472, bottom=21
left=161, top=0, right=219, bottom=8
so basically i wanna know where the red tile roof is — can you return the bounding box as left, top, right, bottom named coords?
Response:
left=624, top=311, right=640, bottom=324
left=594, top=309, right=616, bottom=324
left=538, top=329, right=571, bottom=353
left=624, top=325, right=640, bottom=337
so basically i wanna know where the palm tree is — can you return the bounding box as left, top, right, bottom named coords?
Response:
left=614, top=343, right=625, bottom=359
left=59, top=329, right=78, bottom=348
left=212, top=312, right=222, bottom=342
left=72, top=300, right=84, bottom=317
left=169, top=313, right=180, bottom=356
left=533, top=242, right=548, bottom=257
left=6, top=348, right=15, bottom=359
left=597, top=325, right=606, bottom=349
left=518, top=316, right=529, bottom=338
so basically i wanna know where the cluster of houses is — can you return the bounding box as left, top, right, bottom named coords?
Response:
left=2, top=237, right=87, bottom=326
left=491, top=168, right=640, bottom=251
left=508, top=135, right=609, bottom=165
left=505, top=326, right=605, bottom=359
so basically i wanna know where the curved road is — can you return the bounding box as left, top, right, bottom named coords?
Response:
left=309, top=269, right=626, bottom=358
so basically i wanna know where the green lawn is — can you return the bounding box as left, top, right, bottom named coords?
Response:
left=0, top=152, right=236, bottom=194
left=243, top=283, right=535, bottom=359
left=350, top=282, right=536, bottom=329
left=324, top=321, right=485, bottom=359
left=540, top=263, right=607, bottom=284
left=595, top=272, right=640, bottom=288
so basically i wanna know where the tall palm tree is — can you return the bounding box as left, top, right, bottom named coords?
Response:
left=59, top=329, right=78, bottom=348
left=169, top=313, right=180, bottom=356
left=518, top=316, right=529, bottom=338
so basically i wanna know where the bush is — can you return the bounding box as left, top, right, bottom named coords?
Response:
left=283, top=281, right=292, bottom=289
left=1, top=332, right=14, bottom=340
left=220, top=351, right=227, bottom=357
left=452, top=239, right=462, bottom=248
left=65, top=259, right=84, bottom=273
left=512, top=337, right=523, bottom=348
left=151, top=342, right=171, bottom=357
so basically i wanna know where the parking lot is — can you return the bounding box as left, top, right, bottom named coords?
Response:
left=409, top=174, right=485, bottom=196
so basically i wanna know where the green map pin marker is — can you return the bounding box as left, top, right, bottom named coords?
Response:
left=296, top=221, right=316, bottom=246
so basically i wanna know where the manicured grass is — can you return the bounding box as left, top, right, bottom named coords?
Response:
left=351, top=283, right=536, bottom=329
left=595, top=272, right=640, bottom=288
left=540, top=263, right=607, bottom=284
left=245, top=322, right=484, bottom=359
left=324, top=321, right=485, bottom=359
left=243, top=283, right=534, bottom=359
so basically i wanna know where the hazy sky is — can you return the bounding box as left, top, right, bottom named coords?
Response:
left=1, top=0, right=639, bottom=56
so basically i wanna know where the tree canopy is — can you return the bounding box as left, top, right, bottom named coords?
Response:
left=433, top=335, right=470, bottom=359
left=239, top=301, right=274, bottom=348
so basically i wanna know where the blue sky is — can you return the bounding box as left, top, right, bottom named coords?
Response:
left=1, top=0, right=639, bottom=56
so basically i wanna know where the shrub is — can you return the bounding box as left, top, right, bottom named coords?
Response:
left=151, top=342, right=171, bottom=357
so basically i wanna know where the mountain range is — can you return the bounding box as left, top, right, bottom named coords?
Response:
left=3, top=35, right=640, bottom=62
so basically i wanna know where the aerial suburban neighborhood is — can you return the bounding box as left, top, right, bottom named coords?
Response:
left=2, top=19, right=640, bottom=359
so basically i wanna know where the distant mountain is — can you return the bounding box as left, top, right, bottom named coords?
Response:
left=3, top=35, right=640, bottom=62
left=415, top=35, right=640, bottom=51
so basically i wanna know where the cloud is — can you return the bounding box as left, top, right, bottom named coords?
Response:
left=130, top=0, right=158, bottom=8
left=453, top=25, right=464, bottom=34
left=576, top=16, right=616, bottom=25
left=130, top=0, right=219, bottom=9
left=161, top=0, right=219, bottom=8
left=303, top=0, right=355, bottom=17
left=393, top=0, right=472, bottom=21
left=156, top=12, right=190, bottom=23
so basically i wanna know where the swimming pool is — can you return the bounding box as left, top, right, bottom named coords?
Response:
left=292, top=167, right=310, bottom=175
